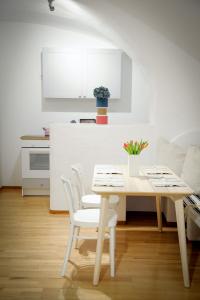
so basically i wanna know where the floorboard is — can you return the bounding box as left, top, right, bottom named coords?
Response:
left=0, top=188, right=199, bottom=300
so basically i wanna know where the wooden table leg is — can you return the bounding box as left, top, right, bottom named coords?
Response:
left=156, top=195, right=162, bottom=232
left=93, top=196, right=109, bottom=285
left=175, top=198, right=190, bottom=287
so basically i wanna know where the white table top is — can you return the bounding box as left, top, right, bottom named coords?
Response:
left=92, top=164, right=193, bottom=197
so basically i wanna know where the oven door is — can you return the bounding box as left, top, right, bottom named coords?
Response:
left=21, top=148, right=50, bottom=178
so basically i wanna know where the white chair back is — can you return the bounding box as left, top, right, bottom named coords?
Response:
left=71, top=163, right=86, bottom=197
left=61, top=176, right=77, bottom=222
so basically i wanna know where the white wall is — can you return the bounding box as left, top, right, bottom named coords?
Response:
left=90, top=1, right=200, bottom=137
left=0, top=21, right=150, bottom=186
left=1, top=2, right=200, bottom=198
left=0, top=123, right=2, bottom=188
left=0, top=55, right=3, bottom=188
left=0, top=21, right=117, bottom=186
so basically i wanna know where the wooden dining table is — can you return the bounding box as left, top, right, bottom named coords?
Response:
left=92, top=164, right=193, bottom=286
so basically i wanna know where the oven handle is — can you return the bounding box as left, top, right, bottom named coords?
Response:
left=21, top=148, right=50, bottom=154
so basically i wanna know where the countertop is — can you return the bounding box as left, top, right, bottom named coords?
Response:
left=20, top=135, right=49, bottom=140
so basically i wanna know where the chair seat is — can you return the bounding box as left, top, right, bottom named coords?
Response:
left=184, top=194, right=200, bottom=227
left=81, top=194, right=101, bottom=207
left=73, top=208, right=117, bottom=228
left=81, top=194, right=119, bottom=208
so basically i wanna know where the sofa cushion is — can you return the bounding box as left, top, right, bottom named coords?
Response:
left=181, top=145, right=200, bottom=194
left=157, top=138, right=186, bottom=176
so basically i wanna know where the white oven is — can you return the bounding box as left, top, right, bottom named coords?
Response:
left=21, top=138, right=50, bottom=185
left=21, top=147, right=50, bottom=178
left=21, top=138, right=50, bottom=196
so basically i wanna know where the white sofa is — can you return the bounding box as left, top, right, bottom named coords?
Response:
left=184, top=194, right=200, bottom=241
left=157, top=130, right=200, bottom=241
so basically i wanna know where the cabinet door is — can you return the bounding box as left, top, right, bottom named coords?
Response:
left=42, top=50, right=83, bottom=98
left=85, top=49, right=121, bottom=99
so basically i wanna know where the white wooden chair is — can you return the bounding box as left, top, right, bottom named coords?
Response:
left=60, top=175, right=117, bottom=277
left=71, top=163, right=119, bottom=208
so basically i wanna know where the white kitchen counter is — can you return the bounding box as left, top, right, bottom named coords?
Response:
left=50, top=123, right=156, bottom=220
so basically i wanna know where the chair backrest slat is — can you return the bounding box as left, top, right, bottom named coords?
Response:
left=71, top=163, right=86, bottom=197
left=61, top=176, right=75, bottom=221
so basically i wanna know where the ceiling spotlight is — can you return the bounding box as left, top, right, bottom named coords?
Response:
left=48, top=0, right=55, bottom=11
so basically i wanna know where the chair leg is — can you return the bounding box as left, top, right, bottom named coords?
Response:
left=109, top=227, right=115, bottom=277
left=60, top=224, right=75, bottom=277
left=75, top=226, right=80, bottom=249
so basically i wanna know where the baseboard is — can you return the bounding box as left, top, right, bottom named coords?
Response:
left=49, top=210, right=69, bottom=215
left=1, top=186, right=22, bottom=189
left=117, top=221, right=126, bottom=225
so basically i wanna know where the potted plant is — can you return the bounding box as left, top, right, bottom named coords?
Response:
left=93, top=86, right=110, bottom=107
left=123, top=140, right=149, bottom=176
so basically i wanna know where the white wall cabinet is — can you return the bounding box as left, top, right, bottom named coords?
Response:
left=42, top=48, right=121, bottom=99
left=85, top=49, right=121, bottom=99
left=42, top=50, right=83, bottom=99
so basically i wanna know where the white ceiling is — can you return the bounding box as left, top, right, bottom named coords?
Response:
left=0, top=0, right=200, bottom=60
left=111, top=0, right=200, bottom=61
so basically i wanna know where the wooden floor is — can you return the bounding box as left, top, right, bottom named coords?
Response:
left=0, top=188, right=200, bottom=300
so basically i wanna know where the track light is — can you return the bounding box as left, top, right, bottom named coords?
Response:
left=48, top=0, right=55, bottom=11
